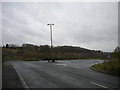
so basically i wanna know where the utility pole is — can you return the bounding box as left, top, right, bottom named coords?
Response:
left=47, top=24, right=55, bottom=62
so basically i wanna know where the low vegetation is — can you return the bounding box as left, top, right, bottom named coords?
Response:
left=2, top=43, right=111, bottom=62
left=92, top=47, right=120, bottom=76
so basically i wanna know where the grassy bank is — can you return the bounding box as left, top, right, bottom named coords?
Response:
left=92, top=58, right=120, bottom=76
left=92, top=47, right=120, bottom=76
left=2, top=44, right=110, bottom=62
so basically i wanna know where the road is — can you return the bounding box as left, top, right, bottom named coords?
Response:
left=9, top=59, right=119, bottom=88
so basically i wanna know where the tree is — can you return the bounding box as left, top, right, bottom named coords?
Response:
left=6, top=44, right=9, bottom=48
left=114, top=46, right=120, bottom=52
left=113, top=46, right=120, bottom=59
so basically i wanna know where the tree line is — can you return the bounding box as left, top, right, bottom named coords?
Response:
left=2, top=43, right=111, bottom=61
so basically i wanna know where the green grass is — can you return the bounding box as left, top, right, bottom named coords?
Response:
left=92, top=58, right=120, bottom=76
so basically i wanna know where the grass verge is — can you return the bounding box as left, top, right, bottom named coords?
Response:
left=92, top=58, right=120, bottom=76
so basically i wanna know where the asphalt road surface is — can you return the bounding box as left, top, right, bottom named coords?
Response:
left=9, top=59, right=119, bottom=88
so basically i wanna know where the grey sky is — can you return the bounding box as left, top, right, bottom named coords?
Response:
left=2, top=2, right=118, bottom=52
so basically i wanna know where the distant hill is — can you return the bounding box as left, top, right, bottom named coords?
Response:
left=2, top=44, right=111, bottom=61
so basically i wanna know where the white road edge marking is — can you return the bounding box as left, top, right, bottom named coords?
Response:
left=55, top=64, right=67, bottom=66
left=90, top=82, right=109, bottom=88
left=12, top=65, right=29, bottom=88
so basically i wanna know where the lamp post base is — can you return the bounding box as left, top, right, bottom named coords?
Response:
left=48, top=59, right=56, bottom=63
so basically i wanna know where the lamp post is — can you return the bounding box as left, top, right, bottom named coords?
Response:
left=47, top=24, right=55, bottom=62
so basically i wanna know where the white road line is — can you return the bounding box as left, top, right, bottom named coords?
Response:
left=12, top=65, right=29, bottom=88
left=90, top=82, right=109, bottom=88
left=55, top=64, right=67, bottom=66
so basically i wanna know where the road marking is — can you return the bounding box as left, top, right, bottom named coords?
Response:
left=90, top=82, right=109, bottom=88
left=55, top=64, right=67, bottom=66
left=12, top=65, right=29, bottom=88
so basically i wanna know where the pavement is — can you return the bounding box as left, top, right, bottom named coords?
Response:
left=8, top=59, right=119, bottom=89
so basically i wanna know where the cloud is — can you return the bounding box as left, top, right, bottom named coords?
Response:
left=0, top=2, right=2, bottom=46
left=2, top=2, right=118, bottom=52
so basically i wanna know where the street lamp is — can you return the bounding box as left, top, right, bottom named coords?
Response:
left=47, top=24, right=55, bottom=62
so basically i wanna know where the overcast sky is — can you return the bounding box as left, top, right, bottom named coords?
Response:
left=1, top=2, right=118, bottom=52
